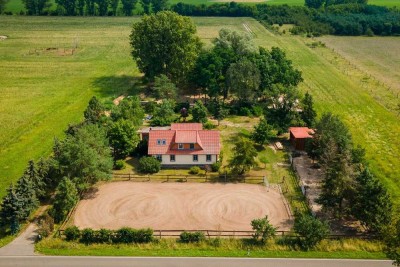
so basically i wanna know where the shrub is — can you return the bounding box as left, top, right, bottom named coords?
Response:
left=114, top=160, right=126, bottom=170
left=138, top=157, right=161, bottom=174
left=189, top=166, right=200, bottom=175
left=179, top=231, right=205, bottom=243
left=251, top=216, right=276, bottom=244
left=80, top=228, right=96, bottom=244
left=294, top=213, right=330, bottom=250
left=37, top=213, right=55, bottom=238
left=211, top=162, right=221, bottom=172
left=65, top=226, right=81, bottom=241
left=96, top=229, right=113, bottom=243
left=239, top=107, right=252, bottom=117
left=252, top=105, right=264, bottom=117
left=203, top=121, right=216, bottom=129
left=113, top=227, right=153, bottom=243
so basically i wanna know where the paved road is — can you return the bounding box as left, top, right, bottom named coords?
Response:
left=0, top=224, right=37, bottom=256
left=0, top=256, right=393, bottom=267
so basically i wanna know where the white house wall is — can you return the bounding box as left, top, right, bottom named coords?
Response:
left=158, top=154, right=217, bottom=165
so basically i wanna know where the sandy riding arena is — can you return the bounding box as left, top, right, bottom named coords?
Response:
left=74, top=182, right=291, bottom=231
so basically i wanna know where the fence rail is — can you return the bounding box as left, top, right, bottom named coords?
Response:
left=113, top=173, right=265, bottom=183
left=57, top=228, right=374, bottom=239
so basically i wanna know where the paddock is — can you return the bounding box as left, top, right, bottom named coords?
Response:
left=73, top=182, right=292, bottom=231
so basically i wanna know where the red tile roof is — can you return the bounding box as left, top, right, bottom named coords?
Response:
left=171, top=123, right=203, bottom=130
left=148, top=124, right=220, bottom=155
left=289, top=127, right=314, bottom=139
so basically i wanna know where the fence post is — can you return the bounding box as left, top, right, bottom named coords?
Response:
left=129, top=173, right=131, bottom=181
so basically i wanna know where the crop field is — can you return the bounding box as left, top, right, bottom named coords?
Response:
left=0, top=16, right=399, bottom=208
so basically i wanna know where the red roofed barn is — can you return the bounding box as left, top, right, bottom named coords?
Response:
left=148, top=123, right=221, bottom=166
left=289, top=127, right=314, bottom=151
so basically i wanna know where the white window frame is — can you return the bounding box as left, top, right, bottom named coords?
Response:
left=178, top=143, right=184, bottom=150
left=193, top=155, right=198, bottom=162
left=189, top=143, right=195, bottom=150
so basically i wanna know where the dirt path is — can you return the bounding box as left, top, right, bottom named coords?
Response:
left=74, top=182, right=292, bottom=231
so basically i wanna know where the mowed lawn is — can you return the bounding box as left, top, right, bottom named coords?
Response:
left=0, top=17, right=142, bottom=197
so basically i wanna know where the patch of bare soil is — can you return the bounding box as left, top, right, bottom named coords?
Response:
left=113, top=95, right=125, bottom=105
left=0, top=36, right=8, bottom=41
left=74, top=182, right=292, bottom=231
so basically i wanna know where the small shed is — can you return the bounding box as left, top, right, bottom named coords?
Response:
left=289, top=127, right=314, bottom=151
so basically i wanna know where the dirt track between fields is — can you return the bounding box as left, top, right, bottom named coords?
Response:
left=74, top=182, right=292, bottom=231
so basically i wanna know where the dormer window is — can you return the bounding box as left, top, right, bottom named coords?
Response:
left=178, top=143, right=184, bottom=150
left=189, top=143, right=194, bottom=150
left=157, top=139, right=161, bottom=145
left=162, top=139, right=166, bottom=145
left=157, top=139, right=166, bottom=145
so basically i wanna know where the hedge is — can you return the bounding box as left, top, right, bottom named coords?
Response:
left=63, top=227, right=153, bottom=244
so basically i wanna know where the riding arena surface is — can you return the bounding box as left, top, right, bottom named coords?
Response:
left=74, top=182, right=291, bottom=231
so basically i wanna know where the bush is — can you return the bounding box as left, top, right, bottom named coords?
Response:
left=114, top=160, right=126, bottom=170
left=179, top=231, right=205, bottom=243
left=113, top=227, right=153, bottom=244
left=138, top=156, right=161, bottom=174
left=203, top=121, right=216, bottom=129
left=96, top=229, right=113, bottom=243
left=37, top=213, right=55, bottom=238
left=251, top=216, right=276, bottom=244
left=189, top=166, right=200, bottom=175
left=294, top=213, right=330, bottom=250
left=80, top=228, right=95, bottom=244
left=211, top=162, right=221, bottom=172
left=65, top=226, right=81, bottom=241
left=252, top=105, right=264, bottom=117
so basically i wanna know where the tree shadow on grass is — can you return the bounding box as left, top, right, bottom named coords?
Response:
left=92, top=75, right=145, bottom=99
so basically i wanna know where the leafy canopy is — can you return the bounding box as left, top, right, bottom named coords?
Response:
left=130, top=11, right=202, bottom=85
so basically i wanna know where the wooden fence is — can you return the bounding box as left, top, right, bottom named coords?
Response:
left=113, top=173, right=265, bottom=184
left=57, top=228, right=374, bottom=240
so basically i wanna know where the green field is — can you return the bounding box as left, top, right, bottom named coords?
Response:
left=0, top=16, right=400, bottom=209
left=4, top=0, right=400, bottom=13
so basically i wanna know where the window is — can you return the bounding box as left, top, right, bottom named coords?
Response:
left=162, top=139, right=166, bottom=145
left=157, top=139, right=161, bottom=145
left=178, top=143, right=184, bottom=150
left=189, top=143, right=195, bottom=150
left=206, top=155, right=212, bottom=162
left=156, top=155, right=162, bottom=161
left=170, top=155, right=175, bottom=162
left=193, top=155, right=198, bottom=162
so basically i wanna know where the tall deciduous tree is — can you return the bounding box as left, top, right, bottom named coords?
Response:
left=140, top=0, right=151, bottom=14
left=252, top=118, right=276, bottom=146
left=213, top=28, right=255, bottom=56
left=85, top=0, right=95, bottom=15
left=150, top=100, right=176, bottom=126
left=84, top=96, right=105, bottom=124
left=110, top=0, right=119, bottom=15
left=0, top=185, right=23, bottom=234
left=52, top=177, right=79, bottom=223
left=77, top=0, right=85, bottom=15
left=153, top=74, right=177, bottom=100
left=55, top=0, right=76, bottom=15
left=352, top=168, right=392, bottom=234
left=191, top=101, right=208, bottom=124
left=108, top=119, right=140, bottom=159
left=130, top=11, right=202, bottom=85
left=151, top=0, right=168, bottom=12
left=301, top=92, right=317, bottom=127
left=111, top=96, right=144, bottom=127
left=0, top=0, right=8, bottom=14
left=226, top=58, right=260, bottom=102
left=229, top=136, right=257, bottom=175
left=96, top=0, right=109, bottom=15
left=121, top=0, right=137, bottom=15
left=22, top=0, right=51, bottom=15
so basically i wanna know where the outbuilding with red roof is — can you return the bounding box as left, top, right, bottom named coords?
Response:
left=289, top=127, right=314, bottom=151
